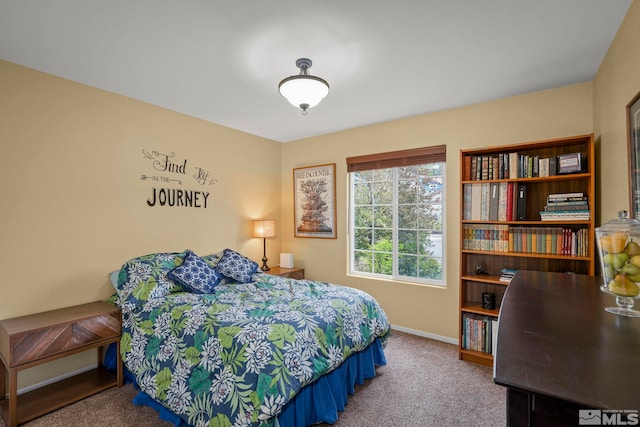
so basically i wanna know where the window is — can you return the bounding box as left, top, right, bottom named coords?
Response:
left=347, top=145, right=446, bottom=286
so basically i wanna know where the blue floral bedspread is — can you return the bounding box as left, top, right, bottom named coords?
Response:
left=115, top=252, right=390, bottom=427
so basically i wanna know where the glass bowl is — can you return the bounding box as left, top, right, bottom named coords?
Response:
left=595, top=211, right=640, bottom=317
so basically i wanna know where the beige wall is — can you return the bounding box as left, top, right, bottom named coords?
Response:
left=0, top=60, right=282, bottom=387
left=0, top=60, right=282, bottom=320
left=281, top=83, right=593, bottom=340
left=594, top=0, right=640, bottom=224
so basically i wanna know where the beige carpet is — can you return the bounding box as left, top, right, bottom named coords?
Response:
left=2, top=331, right=505, bottom=427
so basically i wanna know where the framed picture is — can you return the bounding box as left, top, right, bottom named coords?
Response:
left=293, top=163, right=337, bottom=238
left=627, top=90, right=640, bottom=219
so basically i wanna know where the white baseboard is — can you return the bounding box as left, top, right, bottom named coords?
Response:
left=390, top=324, right=458, bottom=345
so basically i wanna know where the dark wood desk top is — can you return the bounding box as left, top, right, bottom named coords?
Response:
left=494, top=270, right=640, bottom=409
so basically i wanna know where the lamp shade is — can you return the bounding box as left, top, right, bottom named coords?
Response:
left=279, top=75, right=330, bottom=110
left=253, top=219, right=276, bottom=238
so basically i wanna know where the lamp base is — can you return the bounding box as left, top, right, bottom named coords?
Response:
left=260, top=237, right=270, bottom=271
left=260, top=256, right=270, bottom=272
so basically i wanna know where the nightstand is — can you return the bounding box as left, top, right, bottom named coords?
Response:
left=266, top=266, right=305, bottom=280
left=0, top=301, right=122, bottom=427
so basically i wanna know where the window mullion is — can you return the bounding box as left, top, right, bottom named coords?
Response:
left=392, top=167, right=399, bottom=278
left=348, top=174, right=355, bottom=273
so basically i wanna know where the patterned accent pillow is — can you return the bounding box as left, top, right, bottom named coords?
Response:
left=169, top=250, right=222, bottom=293
left=215, top=249, right=259, bottom=283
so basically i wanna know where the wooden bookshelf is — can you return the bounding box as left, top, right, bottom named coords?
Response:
left=459, top=134, right=595, bottom=366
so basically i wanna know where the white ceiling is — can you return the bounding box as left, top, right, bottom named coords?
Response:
left=0, top=1, right=633, bottom=142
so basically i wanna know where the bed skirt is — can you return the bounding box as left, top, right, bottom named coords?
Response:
left=105, top=337, right=387, bottom=426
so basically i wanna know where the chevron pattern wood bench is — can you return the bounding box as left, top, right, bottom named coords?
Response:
left=0, top=301, right=122, bottom=427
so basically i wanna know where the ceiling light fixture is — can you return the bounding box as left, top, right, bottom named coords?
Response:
left=278, top=58, right=329, bottom=115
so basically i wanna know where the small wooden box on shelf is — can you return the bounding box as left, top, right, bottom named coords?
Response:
left=0, top=301, right=122, bottom=427
left=266, top=266, right=305, bottom=280
left=459, top=134, right=595, bottom=367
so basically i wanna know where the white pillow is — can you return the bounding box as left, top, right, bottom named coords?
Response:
left=109, top=270, right=120, bottom=292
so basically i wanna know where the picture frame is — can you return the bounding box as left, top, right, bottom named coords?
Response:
left=293, top=163, right=337, bottom=238
left=557, top=152, right=584, bottom=174
left=627, top=90, right=640, bottom=219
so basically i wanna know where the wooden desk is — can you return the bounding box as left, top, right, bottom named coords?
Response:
left=494, top=270, right=640, bottom=426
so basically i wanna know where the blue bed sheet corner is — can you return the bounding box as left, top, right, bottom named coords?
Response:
left=277, top=336, right=387, bottom=426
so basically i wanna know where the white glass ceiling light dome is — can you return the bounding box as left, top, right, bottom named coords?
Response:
left=278, top=58, right=329, bottom=115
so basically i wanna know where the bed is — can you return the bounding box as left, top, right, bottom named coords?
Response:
left=110, top=249, right=390, bottom=426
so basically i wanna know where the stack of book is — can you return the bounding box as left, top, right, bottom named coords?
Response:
left=540, top=192, right=589, bottom=221
left=467, top=152, right=559, bottom=181
left=463, top=182, right=526, bottom=221
left=462, top=224, right=509, bottom=252
left=500, top=268, right=517, bottom=283
left=461, top=313, right=499, bottom=355
left=508, top=226, right=589, bottom=256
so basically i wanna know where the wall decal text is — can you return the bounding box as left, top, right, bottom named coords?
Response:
left=146, top=188, right=209, bottom=208
left=141, top=149, right=217, bottom=208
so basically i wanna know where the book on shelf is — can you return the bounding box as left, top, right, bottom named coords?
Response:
left=470, top=156, right=477, bottom=182
left=481, top=183, right=490, bottom=220
left=544, top=203, right=588, bottom=212
left=468, top=154, right=512, bottom=180
left=516, top=184, right=527, bottom=220
left=518, top=154, right=547, bottom=178
left=491, top=319, right=499, bottom=357
left=463, top=184, right=472, bottom=220
left=462, top=224, right=509, bottom=252
left=462, top=314, right=498, bottom=355
left=471, top=183, right=482, bottom=220
left=465, top=181, right=591, bottom=223
left=508, top=152, right=518, bottom=179
left=464, top=182, right=540, bottom=225
left=489, top=182, right=499, bottom=221
left=549, top=156, right=558, bottom=175
left=538, top=157, right=550, bottom=177
left=499, top=153, right=507, bottom=179
left=481, top=156, right=489, bottom=180
left=498, top=182, right=508, bottom=221
left=500, top=268, right=517, bottom=282
left=547, top=192, right=585, bottom=201
left=539, top=211, right=590, bottom=221
left=506, top=226, right=589, bottom=256
left=506, top=182, right=515, bottom=221
left=545, top=199, right=588, bottom=206
left=543, top=193, right=589, bottom=218
left=467, top=152, right=563, bottom=181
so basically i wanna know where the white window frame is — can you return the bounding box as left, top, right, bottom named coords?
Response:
left=347, top=148, right=446, bottom=287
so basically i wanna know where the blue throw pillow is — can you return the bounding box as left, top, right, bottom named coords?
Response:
left=215, top=249, right=259, bottom=283
left=169, top=250, right=222, bottom=293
